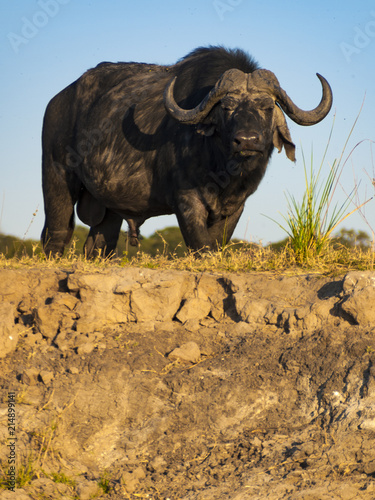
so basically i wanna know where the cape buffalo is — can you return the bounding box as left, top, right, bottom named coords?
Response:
left=41, top=46, right=332, bottom=256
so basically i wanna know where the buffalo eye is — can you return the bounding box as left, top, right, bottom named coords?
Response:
left=220, top=97, right=236, bottom=112
left=259, top=98, right=275, bottom=113
left=262, top=107, right=274, bottom=118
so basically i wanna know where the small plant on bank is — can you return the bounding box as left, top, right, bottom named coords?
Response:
left=48, top=471, right=77, bottom=488
left=0, top=454, right=35, bottom=490
left=98, top=471, right=111, bottom=494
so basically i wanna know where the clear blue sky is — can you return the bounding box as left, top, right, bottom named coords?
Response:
left=1, top=0, right=374, bottom=244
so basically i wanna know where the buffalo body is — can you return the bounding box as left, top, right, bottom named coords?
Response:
left=41, top=46, right=332, bottom=256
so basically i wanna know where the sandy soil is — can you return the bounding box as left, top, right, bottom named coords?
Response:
left=0, top=267, right=375, bottom=499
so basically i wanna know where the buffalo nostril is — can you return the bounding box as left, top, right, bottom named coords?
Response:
left=233, top=133, right=260, bottom=151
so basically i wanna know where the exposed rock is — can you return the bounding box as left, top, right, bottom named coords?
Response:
left=149, top=455, right=167, bottom=472
left=342, top=287, right=375, bottom=325
left=341, top=272, right=375, bottom=325
left=68, top=366, right=79, bottom=374
left=7, top=267, right=372, bottom=343
left=75, top=479, right=101, bottom=500
left=342, top=270, right=375, bottom=294
left=0, top=302, right=18, bottom=358
left=23, top=331, right=44, bottom=346
left=33, top=292, right=79, bottom=339
left=121, top=474, right=137, bottom=493
left=168, top=341, right=201, bottom=363
left=20, top=367, right=39, bottom=385
left=68, top=271, right=134, bottom=332
left=39, top=369, right=54, bottom=385
left=0, top=489, right=33, bottom=500
left=131, top=283, right=181, bottom=322
left=184, top=318, right=201, bottom=331
left=175, top=296, right=212, bottom=323
left=26, top=477, right=71, bottom=498
left=121, top=468, right=146, bottom=494
left=76, top=341, right=96, bottom=355
left=234, top=293, right=269, bottom=324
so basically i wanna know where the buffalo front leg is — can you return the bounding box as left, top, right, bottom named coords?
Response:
left=175, top=193, right=213, bottom=252
left=84, top=209, right=123, bottom=258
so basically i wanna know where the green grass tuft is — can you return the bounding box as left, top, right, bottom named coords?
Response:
left=269, top=109, right=373, bottom=263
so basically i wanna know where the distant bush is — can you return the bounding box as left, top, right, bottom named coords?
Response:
left=1, top=226, right=372, bottom=260
left=332, top=228, right=372, bottom=249
left=0, top=234, right=42, bottom=258
left=268, top=229, right=372, bottom=252
left=0, top=226, right=188, bottom=259
left=119, top=226, right=188, bottom=258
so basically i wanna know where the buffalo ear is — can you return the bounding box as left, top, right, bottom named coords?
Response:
left=273, top=107, right=296, bottom=162
left=196, top=123, right=216, bottom=137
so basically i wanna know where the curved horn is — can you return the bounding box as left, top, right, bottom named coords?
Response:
left=248, top=70, right=332, bottom=126
left=164, top=68, right=247, bottom=124
left=275, top=73, right=333, bottom=126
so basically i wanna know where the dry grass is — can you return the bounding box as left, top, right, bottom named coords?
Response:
left=123, top=242, right=375, bottom=275
left=0, top=240, right=373, bottom=276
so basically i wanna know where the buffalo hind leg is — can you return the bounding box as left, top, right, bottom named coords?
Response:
left=42, top=215, right=75, bottom=257
left=42, top=169, right=81, bottom=257
left=84, top=209, right=123, bottom=258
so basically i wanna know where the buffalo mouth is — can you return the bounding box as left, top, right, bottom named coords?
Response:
left=234, top=149, right=264, bottom=159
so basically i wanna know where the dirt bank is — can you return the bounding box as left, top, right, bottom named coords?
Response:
left=1, top=266, right=375, bottom=499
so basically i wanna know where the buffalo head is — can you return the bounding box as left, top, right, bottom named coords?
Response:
left=164, top=68, right=333, bottom=163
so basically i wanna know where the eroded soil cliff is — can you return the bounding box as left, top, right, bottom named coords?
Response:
left=1, top=266, right=375, bottom=499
